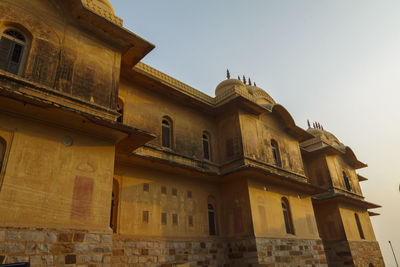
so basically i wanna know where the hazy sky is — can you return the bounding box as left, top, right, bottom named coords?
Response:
left=110, top=1, right=400, bottom=265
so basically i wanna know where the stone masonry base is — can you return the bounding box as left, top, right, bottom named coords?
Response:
left=323, top=240, right=385, bottom=267
left=1, top=227, right=382, bottom=267
left=256, top=237, right=328, bottom=267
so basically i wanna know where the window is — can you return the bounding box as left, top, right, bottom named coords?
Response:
left=188, top=215, right=193, bottom=227
left=161, top=186, right=167, bottom=194
left=161, top=213, right=167, bottom=225
left=271, top=140, right=281, bottom=167
left=0, top=29, right=28, bottom=75
left=355, top=213, right=365, bottom=239
left=343, top=171, right=351, bottom=191
left=172, top=214, right=178, bottom=225
left=172, top=188, right=177, bottom=196
left=143, top=183, right=149, bottom=192
left=162, top=117, right=172, bottom=148
left=109, top=179, right=119, bottom=232
left=117, top=98, right=124, bottom=123
left=142, top=211, right=149, bottom=223
left=0, top=138, right=6, bottom=173
left=208, top=203, right=216, bottom=235
left=202, top=132, right=211, bottom=160
left=187, top=191, right=192, bottom=199
left=281, top=197, right=295, bottom=235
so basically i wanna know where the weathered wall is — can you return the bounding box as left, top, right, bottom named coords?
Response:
left=339, top=203, right=376, bottom=242
left=239, top=111, right=305, bottom=175
left=313, top=201, right=346, bottom=241
left=0, top=0, right=121, bottom=110
left=302, top=154, right=331, bottom=187
left=219, top=177, right=252, bottom=238
left=0, top=112, right=115, bottom=231
left=119, top=79, right=220, bottom=164
left=114, top=163, right=222, bottom=237
left=248, top=178, right=320, bottom=239
left=326, top=155, right=363, bottom=195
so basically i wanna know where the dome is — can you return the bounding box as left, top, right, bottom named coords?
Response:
left=215, top=79, right=246, bottom=97
left=246, top=85, right=276, bottom=105
left=307, top=128, right=343, bottom=147
left=95, top=0, right=115, bottom=14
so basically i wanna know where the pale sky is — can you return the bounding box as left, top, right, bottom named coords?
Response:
left=110, top=1, right=400, bottom=265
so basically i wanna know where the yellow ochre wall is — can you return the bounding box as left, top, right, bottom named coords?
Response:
left=118, top=79, right=220, bottom=163
left=239, top=111, right=305, bottom=175
left=1, top=0, right=121, bottom=109
left=114, top=163, right=222, bottom=237
left=0, top=113, right=115, bottom=231
left=248, top=178, right=320, bottom=239
left=339, top=203, right=377, bottom=242
left=326, top=155, right=363, bottom=195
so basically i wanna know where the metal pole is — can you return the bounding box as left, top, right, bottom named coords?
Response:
left=389, top=240, right=399, bottom=267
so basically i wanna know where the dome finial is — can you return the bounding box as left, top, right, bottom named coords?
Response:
left=238, top=75, right=241, bottom=81
left=248, top=77, right=252, bottom=85
left=243, top=75, right=246, bottom=85
left=307, top=119, right=311, bottom=128
left=226, top=69, right=231, bottom=79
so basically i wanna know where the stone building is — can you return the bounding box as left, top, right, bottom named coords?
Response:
left=0, top=0, right=384, bottom=266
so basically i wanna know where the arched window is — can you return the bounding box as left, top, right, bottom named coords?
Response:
left=343, top=171, right=351, bottom=191
left=281, top=197, right=295, bottom=234
left=110, top=179, right=119, bottom=233
left=369, top=264, right=374, bottom=267
left=271, top=140, right=281, bottom=167
left=202, top=132, right=211, bottom=160
left=0, top=29, right=28, bottom=75
left=0, top=138, right=6, bottom=172
left=208, top=196, right=217, bottom=236
left=354, top=213, right=365, bottom=239
left=117, top=98, right=124, bottom=123
left=162, top=117, right=172, bottom=148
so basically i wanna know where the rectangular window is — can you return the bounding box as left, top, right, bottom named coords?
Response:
left=142, top=211, right=149, bottom=223
left=188, top=215, right=193, bottom=227
left=161, top=186, right=167, bottom=194
left=172, top=188, right=177, bottom=196
left=187, top=191, right=192, bottom=198
left=172, top=214, right=178, bottom=225
left=161, top=213, right=167, bottom=225
left=143, top=183, right=149, bottom=192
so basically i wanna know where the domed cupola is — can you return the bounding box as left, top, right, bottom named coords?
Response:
left=81, top=0, right=123, bottom=26
left=306, top=121, right=343, bottom=147
left=246, top=84, right=275, bottom=105
left=215, top=71, right=246, bottom=97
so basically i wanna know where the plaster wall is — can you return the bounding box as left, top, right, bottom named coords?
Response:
left=326, top=155, right=363, bottom=195
left=113, top=163, right=222, bottom=238
left=247, top=178, right=320, bottom=239
left=0, top=0, right=121, bottom=110
left=338, top=203, right=376, bottom=242
left=119, top=80, right=218, bottom=159
left=313, top=201, right=346, bottom=241
left=0, top=112, right=115, bottom=231
left=302, top=154, right=331, bottom=188
left=239, top=111, right=305, bottom=175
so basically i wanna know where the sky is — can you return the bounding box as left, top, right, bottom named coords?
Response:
left=110, top=0, right=400, bottom=265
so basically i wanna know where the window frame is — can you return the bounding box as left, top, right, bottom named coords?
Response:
left=161, top=116, right=173, bottom=149
left=354, top=213, right=365, bottom=239
left=0, top=26, right=31, bottom=76
left=202, top=132, right=211, bottom=161
left=271, top=139, right=282, bottom=167
left=0, top=129, right=14, bottom=193
left=281, top=197, right=295, bottom=235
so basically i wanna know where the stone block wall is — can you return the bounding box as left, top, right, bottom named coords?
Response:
left=0, top=227, right=112, bottom=266
left=256, top=237, right=328, bottom=267
left=323, top=240, right=385, bottom=267
left=111, top=235, right=258, bottom=266
left=349, top=241, right=384, bottom=267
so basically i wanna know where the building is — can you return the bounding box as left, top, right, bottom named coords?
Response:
left=0, top=0, right=384, bottom=266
